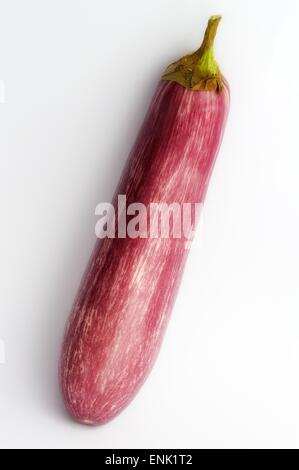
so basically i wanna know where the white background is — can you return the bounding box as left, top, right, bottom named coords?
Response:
left=0, top=0, right=299, bottom=449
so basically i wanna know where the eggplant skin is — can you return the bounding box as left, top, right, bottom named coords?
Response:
left=60, top=79, right=229, bottom=425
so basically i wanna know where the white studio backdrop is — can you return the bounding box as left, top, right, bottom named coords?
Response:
left=0, top=0, right=299, bottom=449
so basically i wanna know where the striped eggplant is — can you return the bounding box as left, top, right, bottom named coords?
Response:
left=60, top=15, right=230, bottom=425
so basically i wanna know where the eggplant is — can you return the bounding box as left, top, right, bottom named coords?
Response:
left=60, top=15, right=229, bottom=425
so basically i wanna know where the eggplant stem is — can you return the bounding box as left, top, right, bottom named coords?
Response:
left=161, top=15, right=223, bottom=92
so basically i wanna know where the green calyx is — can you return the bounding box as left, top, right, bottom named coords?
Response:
left=161, top=15, right=223, bottom=92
